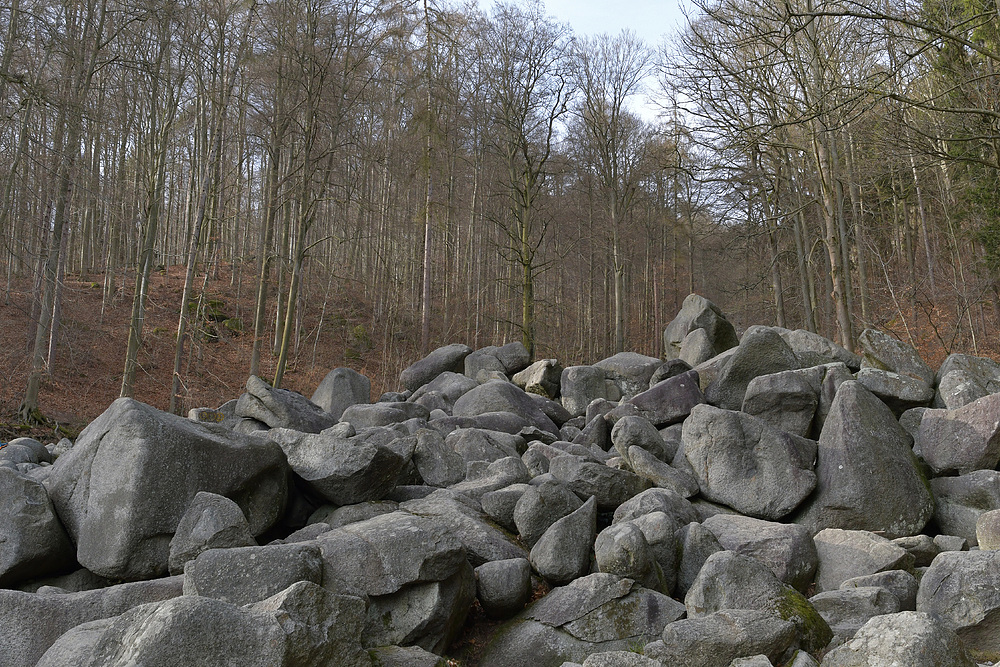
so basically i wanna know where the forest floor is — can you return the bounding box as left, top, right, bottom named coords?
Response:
left=0, top=263, right=408, bottom=444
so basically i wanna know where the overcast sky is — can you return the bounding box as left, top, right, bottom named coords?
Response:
left=533, top=0, right=688, bottom=47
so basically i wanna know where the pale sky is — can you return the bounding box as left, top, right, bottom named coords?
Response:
left=481, top=0, right=693, bottom=122
left=540, top=0, right=689, bottom=47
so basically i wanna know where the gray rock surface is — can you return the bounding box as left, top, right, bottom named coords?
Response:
left=620, top=369, right=704, bottom=428
left=627, top=445, right=700, bottom=497
left=475, top=558, right=532, bottom=619
left=167, top=491, right=256, bottom=575
left=454, top=380, right=559, bottom=434
left=340, top=402, right=429, bottom=428
left=742, top=366, right=823, bottom=438
left=368, top=645, right=448, bottom=666
left=613, top=487, right=699, bottom=526
left=611, top=415, right=668, bottom=462
left=400, top=343, right=473, bottom=392
left=647, top=609, right=797, bottom=667
left=560, top=366, right=609, bottom=417
left=914, top=392, right=1000, bottom=474
left=931, top=470, right=1000, bottom=546
left=594, top=521, right=662, bottom=591
left=311, top=367, right=371, bottom=420
left=412, top=428, right=466, bottom=487
left=676, top=521, right=724, bottom=598
left=514, top=480, right=584, bottom=547
left=236, top=374, right=339, bottom=432
left=530, top=496, right=597, bottom=585
left=809, top=586, right=901, bottom=641
left=480, top=573, right=685, bottom=667
left=549, top=454, right=650, bottom=511
left=269, top=427, right=406, bottom=505
left=840, top=570, right=919, bottom=611
left=182, top=542, right=324, bottom=605
left=400, top=489, right=528, bottom=565
left=47, top=398, right=288, bottom=581
left=662, top=293, right=739, bottom=361
left=0, top=577, right=184, bottom=667
left=776, top=328, right=860, bottom=370
left=513, top=359, right=563, bottom=399
left=820, top=611, right=976, bottom=667
left=0, top=467, right=74, bottom=586
left=791, top=381, right=933, bottom=538
left=682, top=404, right=817, bottom=520
left=855, top=367, right=934, bottom=412
left=978, top=509, right=1000, bottom=550
left=813, top=529, right=913, bottom=593
left=684, top=551, right=832, bottom=653
left=858, top=328, right=934, bottom=385
left=594, top=352, right=664, bottom=399
left=705, top=326, right=800, bottom=411
left=916, top=549, right=1000, bottom=659
left=481, top=483, right=530, bottom=532
left=34, top=618, right=114, bottom=667
left=702, top=514, right=818, bottom=593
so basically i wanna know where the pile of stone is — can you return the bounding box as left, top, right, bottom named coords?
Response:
left=4, top=293, right=1000, bottom=666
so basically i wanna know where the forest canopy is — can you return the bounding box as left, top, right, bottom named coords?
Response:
left=2, top=0, right=997, bottom=418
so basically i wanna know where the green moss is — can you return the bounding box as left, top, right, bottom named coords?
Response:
left=773, top=586, right=833, bottom=654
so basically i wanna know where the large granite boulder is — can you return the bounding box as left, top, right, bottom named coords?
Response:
left=0, top=577, right=184, bottom=667
left=812, top=529, right=913, bottom=593
left=702, top=514, right=818, bottom=593
left=314, top=510, right=475, bottom=652
left=704, top=326, right=800, bottom=411
left=311, top=367, right=371, bottom=420
left=513, top=359, right=564, bottom=399
left=167, top=491, right=256, bottom=575
left=530, top=496, right=597, bottom=585
left=513, top=480, right=584, bottom=547
left=453, top=380, right=559, bottom=435
left=400, top=489, right=528, bottom=565
left=684, top=551, right=832, bottom=653
left=70, top=583, right=371, bottom=667
left=46, top=398, right=288, bottom=581
left=182, top=543, right=324, bottom=606
left=409, top=371, right=479, bottom=412
left=741, top=366, right=824, bottom=438
left=821, top=611, right=976, bottom=667
left=934, top=353, right=1000, bottom=409
left=549, top=454, right=650, bottom=511
left=916, top=549, right=1000, bottom=660
left=0, top=467, right=75, bottom=586
left=662, top=294, right=739, bottom=361
left=268, top=427, right=406, bottom=505
left=791, top=381, right=933, bottom=538
left=616, top=369, right=704, bottom=427
left=236, top=375, right=338, bottom=432
left=809, top=586, right=901, bottom=642
left=682, top=404, right=817, bottom=520
left=560, top=366, right=610, bottom=417
left=479, top=573, right=685, bottom=667
left=914, top=392, right=1000, bottom=475
left=857, top=328, right=934, bottom=385
left=930, top=470, right=1000, bottom=546
left=646, top=609, right=797, bottom=667
left=594, top=352, right=664, bottom=399
left=775, top=328, right=860, bottom=370
left=399, top=343, right=473, bottom=392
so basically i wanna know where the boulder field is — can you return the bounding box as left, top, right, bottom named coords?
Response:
left=3, top=293, right=1000, bottom=666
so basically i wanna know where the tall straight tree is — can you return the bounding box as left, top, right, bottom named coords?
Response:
left=21, top=0, right=109, bottom=420
left=121, top=0, right=189, bottom=397
left=481, top=0, right=573, bottom=358
left=573, top=30, right=652, bottom=353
